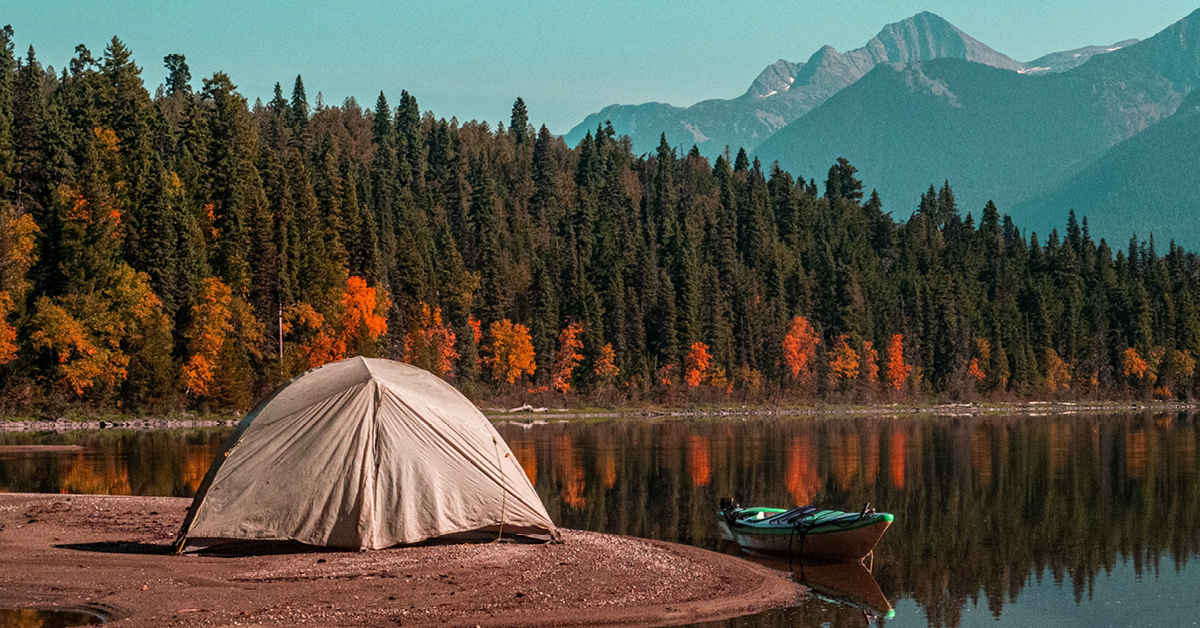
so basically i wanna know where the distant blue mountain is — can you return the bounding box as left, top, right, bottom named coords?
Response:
left=564, top=12, right=1131, bottom=158
left=751, top=7, right=1200, bottom=244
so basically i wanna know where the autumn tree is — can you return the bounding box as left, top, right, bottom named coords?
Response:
left=860, top=340, right=879, bottom=389
left=486, top=319, right=536, bottom=385
left=828, top=334, right=859, bottom=390
left=684, top=342, right=712, bottom=387
left=594, top=343, right=619, bottom=387
left=551, top=322, right=584, bottom=392
left=886, top=334, right=912, bottom=393
left=338, top=276, right=389, bottom=358
left=782, top=316, right=820, bottom=382
left=1044, top=348, right=1071, bottom=394
left=283, top=302, right=340, bottom=370
left=404, top=302, right=458, bottom=379
left=181, top=277, right=233, bottom=396
left=0, top=208, right=37, bottom=364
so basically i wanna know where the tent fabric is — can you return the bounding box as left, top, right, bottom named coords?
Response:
left=176, top=357, right=558, bottom=551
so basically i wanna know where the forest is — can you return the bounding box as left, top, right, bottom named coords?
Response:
left=0, top=29, right=1197, bottom=414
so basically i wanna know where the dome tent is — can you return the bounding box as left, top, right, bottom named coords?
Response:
left=175, top=357, right=558, bottom=552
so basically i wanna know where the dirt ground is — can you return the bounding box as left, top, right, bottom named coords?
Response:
left=0, top=494, right=803, bottom=627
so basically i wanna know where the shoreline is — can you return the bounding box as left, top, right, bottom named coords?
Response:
left=0, top=494, right=803, bottom=627
left=1, top=400, right=1193, bottom=433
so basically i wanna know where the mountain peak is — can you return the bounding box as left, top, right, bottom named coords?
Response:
left=746, top=58, right=801, bottom=98
left=867, top=12, right=1024, bottom=71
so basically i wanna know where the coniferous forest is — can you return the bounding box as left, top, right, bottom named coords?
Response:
left=0, top=30, right=1197, bottom=415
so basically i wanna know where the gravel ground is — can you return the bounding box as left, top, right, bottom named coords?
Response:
left=0, top=494, right=803, bottom=627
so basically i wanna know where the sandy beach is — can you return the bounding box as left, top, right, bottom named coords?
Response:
left=0, top=494, right=802, bottom=627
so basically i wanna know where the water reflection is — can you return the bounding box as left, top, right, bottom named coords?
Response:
left=0, top=413, right=1197, bottom=627
left=494, top=414, right=1200, bottom=627
left=0, top=429, right=231, bottom=498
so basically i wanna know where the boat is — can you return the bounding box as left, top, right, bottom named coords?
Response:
left=716, top=500, right=893, bottom=561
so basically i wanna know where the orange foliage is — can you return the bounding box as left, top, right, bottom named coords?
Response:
left=594, top=343, right=619, bottom=382
left=687, top=435, right=711, bottom=487
left=828, top=334, right=859, bottom=387
left=1122, top=347, right=1148, bottom=380
left=284, top=302, right=342, bottom=368
left=0, top=292, right=16, bottom=365
left=203, top=203, right=218, bottom=240
left=782, top=316, right=819, bottom=380
left=656, top=363, right=676, bottom=386
left=485, top=319, right=537, bottom=384
left=181, top=278, right=233, bottom=396
left=861, top=341, right=879, bottom=383
left=404, top=302, right=458, bottom=378
left=339, top=276, right=389, bottom=355
left=684, top=342, right=711, bottom=387
left=968, top=358, right=986, bottom=382
left=30, top=297, right=129, bottom=395
left=551, top=322, right=584, bottom=392
left=468, top=315, right=482, bottom=346
left=886, top=334, right=911, bottom=392
left=1044, top=348, right=1072, bottom=392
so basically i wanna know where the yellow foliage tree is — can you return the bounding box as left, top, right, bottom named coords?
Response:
left=1122, top=347, right=1149, bottom=381
left=0, top=211, right=40, bottom=365
left=593, top=342, right=619, bottom=385
left=1044, top=348, right=1072, bottom=393
left=30, top=296, right=128, bottom=395
left=181, top=278, right=233, bottom=396
left=485, top=319, right=536, bottom=385
left=829, top=334, right=859, bottom=389
left=29, top=265, right=168, bottom=398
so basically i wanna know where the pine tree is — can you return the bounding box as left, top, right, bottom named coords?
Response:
left=510, top=97, right=529, bottom=145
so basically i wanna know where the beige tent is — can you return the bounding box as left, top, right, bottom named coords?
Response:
left=176, top=357, right=558, bottom=551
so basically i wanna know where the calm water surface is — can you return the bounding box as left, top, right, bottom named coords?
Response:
left=1, top=413, right=1197, bottom=628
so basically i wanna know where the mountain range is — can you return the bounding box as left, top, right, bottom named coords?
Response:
left=564, top=12, right=1134, bottom=158
left=566, top=9, right=1200, bottom=248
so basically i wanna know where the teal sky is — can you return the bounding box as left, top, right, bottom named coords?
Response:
left=4, top=1, right=1197, bottom=134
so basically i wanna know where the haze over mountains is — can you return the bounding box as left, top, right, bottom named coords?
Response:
left=567, top=9, right=1200, bottom=248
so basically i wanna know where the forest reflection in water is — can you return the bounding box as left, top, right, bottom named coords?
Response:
left=0, top=412, right=1196, bottom=627
left=494, top=413, right=1200, bottom=627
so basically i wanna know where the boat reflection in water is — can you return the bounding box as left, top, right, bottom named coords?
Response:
left=719, top=539, right=895, bottom=621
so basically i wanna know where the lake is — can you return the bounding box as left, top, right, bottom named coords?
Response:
left=1, top=412, right=1196, bottom=627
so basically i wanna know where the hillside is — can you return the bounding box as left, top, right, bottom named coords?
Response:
left=753, top=8, right=1200, bottom=223
left=1013, top=90, right=1200, bottom=248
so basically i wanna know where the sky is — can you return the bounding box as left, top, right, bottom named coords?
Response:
left=3, top=1, right=1197, bottom=134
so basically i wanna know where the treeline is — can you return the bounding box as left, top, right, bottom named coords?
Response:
left=0, top=30, right=1197, bottom=414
